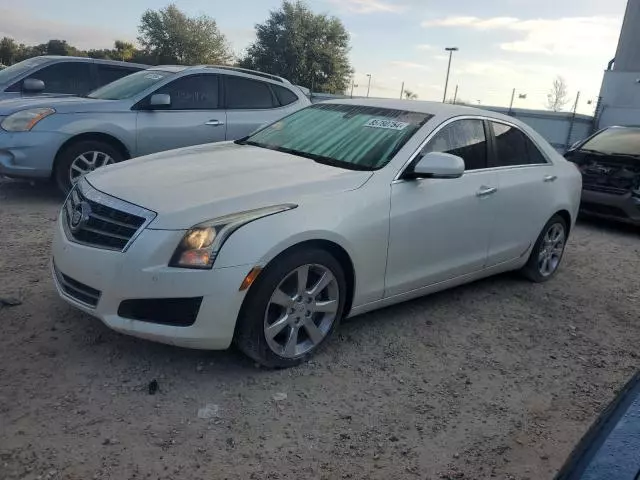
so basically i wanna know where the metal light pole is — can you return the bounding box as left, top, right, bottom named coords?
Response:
left=509, top=88, right=516, bottom=112
left=442, top=47, right=458, bottom=103
left=366, top=74, right=372, bottom=98
left=400, top=81, right=405, bottom=99
left=350, top=79, right=358, bottom=98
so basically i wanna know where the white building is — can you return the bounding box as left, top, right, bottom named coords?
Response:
left=597, top=0, right=640, bottom=128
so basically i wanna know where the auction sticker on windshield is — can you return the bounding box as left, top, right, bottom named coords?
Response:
left=364, top=118, right=409, bottom=130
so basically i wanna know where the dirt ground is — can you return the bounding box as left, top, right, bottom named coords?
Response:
left=0, top=177, right=638, bottom=480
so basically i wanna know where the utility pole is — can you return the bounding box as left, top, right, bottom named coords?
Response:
left=400, top=81, right=405, bottom=99
left=509, top=88, right=516, bottom=114
left=366, top=74, right=372, bottom=98
left=452, top=84, right=458, bottom=104
left=350, top=79, right=357, bottom=98
left=565, top=91, right=581, bottom=150
left=442, top=47, right=458, bottom=103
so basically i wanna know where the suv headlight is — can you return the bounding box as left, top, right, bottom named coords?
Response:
left=169, top=204, right=297, bottom=269
left=1, top=108, right=55, bottom=132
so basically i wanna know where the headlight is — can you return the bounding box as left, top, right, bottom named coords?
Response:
left=1, top=108, right=55, bottom=132
left=169, top=204, right=297, bottom=269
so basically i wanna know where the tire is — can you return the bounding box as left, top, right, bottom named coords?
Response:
left=54, top=140, right=123, bottom=194
left=235, top=248, right=347, bottom=368
left=520, top=214, right=568, bottom=283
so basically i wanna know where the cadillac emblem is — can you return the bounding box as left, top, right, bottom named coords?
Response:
left=70, top=201, right=91, bottom=233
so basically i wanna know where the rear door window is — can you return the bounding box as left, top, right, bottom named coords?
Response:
left=225, top=76, right=277, bottom=109
left=153, top=74, right=219, bottom=110
left=421, top=119, right=488, bottom=171
left=272, top=85, right=299, bottom=106
left=490, top=122, right=547, bottom=167
left=8, top=61, right=93, bottom=95
left=96, top=65, right=141, bottom=88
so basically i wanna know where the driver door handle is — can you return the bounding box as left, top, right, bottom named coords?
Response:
left=205, top=119, right=225, bottom=127
left=476, top=186, right=498, bottom=197
left=544, top=175, right=557, bottom=182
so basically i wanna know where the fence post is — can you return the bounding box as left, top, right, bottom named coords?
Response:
left=564, top=92, right=580, bottom=151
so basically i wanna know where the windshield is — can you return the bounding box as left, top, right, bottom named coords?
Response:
left=241, top=104, right=432, bottom=170
left=0, top=57, right=50, bottom=85
left=88, top=70, right=174, bottom=100
left=581, top=128, right=640, bottom=157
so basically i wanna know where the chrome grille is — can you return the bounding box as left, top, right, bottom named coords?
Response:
left=63, top=180, right=156, bottom=252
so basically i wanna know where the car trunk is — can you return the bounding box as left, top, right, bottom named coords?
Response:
left=567, top=151, right=640, bottom=195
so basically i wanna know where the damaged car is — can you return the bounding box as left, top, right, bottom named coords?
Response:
left=565, top=126, right=640, bottom=225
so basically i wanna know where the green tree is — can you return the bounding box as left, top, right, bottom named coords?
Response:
left=114, top=40, right=136, bottom=61
left=0, top=37, right=19, bottom=65
left=239, top=1, right=352, bottom=94
left=46, top=39, right=74, bottom=56
left=137, top=4, right=232, bottom=65
left=87, top=48, right=114, bottom=60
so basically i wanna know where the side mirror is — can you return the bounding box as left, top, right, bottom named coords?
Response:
left=409, top=152, right=465, bottom=179
left=22, top=78, right=45, bottom=93
left=148, top=93, right=171, bottom=109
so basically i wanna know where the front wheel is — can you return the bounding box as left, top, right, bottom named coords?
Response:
left=520, top=214, right=568, bottom=282
left=235, top=248, right=347, bottom=368
left=54, top=140, right=123, bottom=194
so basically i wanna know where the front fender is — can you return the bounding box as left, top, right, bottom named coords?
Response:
left=45, top=113, right=137, bottom=156
left=214, top=186, right=390, bottom=308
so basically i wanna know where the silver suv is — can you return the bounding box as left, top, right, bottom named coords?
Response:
left=0, top=56, right=146, bottom=101
left=0, top=65, right=310, bottom=192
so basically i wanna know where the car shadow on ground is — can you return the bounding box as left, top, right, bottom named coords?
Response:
left=58, top=268, right=516, bottom=379
left=0, top=177, right=63, bottom=204
left=576, top=215, right=639, bottom=237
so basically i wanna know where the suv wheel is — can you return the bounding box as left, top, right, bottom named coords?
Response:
left=54, top=140, right=123, bottom=194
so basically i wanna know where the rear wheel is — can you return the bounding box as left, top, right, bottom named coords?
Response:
left=235, top=248, right=347, bottom=368
left=54, top=140, right=123, bottom=194
left=521, top=214, right=568, bottom=282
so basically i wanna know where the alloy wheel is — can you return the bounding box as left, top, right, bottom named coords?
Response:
left=69, top=151, right=115, bottom=185
left=263, top=264, right=340, bottom=358
left=538, top=222, right=565, bottom=277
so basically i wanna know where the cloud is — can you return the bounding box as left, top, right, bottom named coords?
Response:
left=331, top=0, right=407, bottom=14
left=391, top=61, right=431, bottom=70
left=421, top=15, right=620, bottom=57
left=0, top=7, right=133, bottom=50
left=422, top=16, right=518, bottom=29
left=416, top=44, right=434, bottom=51
left=433, top=54, right=448, bottom=61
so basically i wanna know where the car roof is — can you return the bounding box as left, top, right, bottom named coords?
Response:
left=147, top=64, right=295, bottom=86
left=147, top=65, right=191, bottom=73
left=322, top=98, right=518, bottom=121
left=35, top=55, right=147, bottom=69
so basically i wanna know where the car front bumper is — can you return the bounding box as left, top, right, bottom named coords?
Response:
left=0, top=130, right=68, bottom=179
left=51, top=213, right=252, bottom=350
left=580, top=189, right=640, bottom=225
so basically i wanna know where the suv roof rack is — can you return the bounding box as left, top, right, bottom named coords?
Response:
left=204, top=65, right=290, bottom=84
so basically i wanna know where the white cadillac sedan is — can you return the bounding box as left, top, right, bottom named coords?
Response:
left=51, top=99, right=582, bottom=367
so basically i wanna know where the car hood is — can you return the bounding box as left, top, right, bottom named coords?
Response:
left=87, top=142, right=374, bottom=229
left=0, top=96, right=124, bottom=115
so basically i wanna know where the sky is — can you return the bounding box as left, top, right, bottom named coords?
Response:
left=0, top=0, right=630, bottom=114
